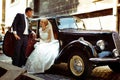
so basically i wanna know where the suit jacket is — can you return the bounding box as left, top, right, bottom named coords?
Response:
left=12, top=13, right=31, bottom=36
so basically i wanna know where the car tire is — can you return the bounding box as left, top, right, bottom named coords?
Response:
left=109, top=62, right=120, bottom=72
left=68, top=51, right=93, bottom=79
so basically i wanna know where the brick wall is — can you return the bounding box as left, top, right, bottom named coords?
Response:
left=34, top=0, right=79, bottom=17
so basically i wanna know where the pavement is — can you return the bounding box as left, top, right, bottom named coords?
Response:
left=0, top=53, right=73, bottom=80
left=1, top=53, right=120, bottom=80
left=0, top=53, right=12, bottom=64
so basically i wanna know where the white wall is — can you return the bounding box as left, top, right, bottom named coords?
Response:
left=76, top=0, right=113, bottom=14
left=27, top=0, right=33, bottom=7
left=82, top=15, right=116, bottom=31
left=75, top=0, right=116, bottom=31
left=0, top=0, right=2, bottom=25
left=5, top=0, right=27, bottom=27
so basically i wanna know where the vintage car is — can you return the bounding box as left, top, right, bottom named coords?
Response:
left=3, top=15, right=120, bottom=79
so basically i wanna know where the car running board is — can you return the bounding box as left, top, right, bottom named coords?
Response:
left=89, top=57, right=120, bottom=63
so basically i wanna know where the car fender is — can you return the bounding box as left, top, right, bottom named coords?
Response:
left=56, top=38, right=97, bottom=62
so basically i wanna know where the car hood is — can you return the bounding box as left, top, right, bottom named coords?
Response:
left=59, top=29, right=117, bottom=53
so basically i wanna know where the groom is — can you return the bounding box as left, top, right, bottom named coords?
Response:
left=12, top=7, right=35, bottom=67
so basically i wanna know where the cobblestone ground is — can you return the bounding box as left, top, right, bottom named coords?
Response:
left=35, top=63, right=120, bottom=80
left=89, top=66, right=120, bottom=80
left=34, top=63, right=73, bottom=80
left=1, top=54, right=120, bottom=80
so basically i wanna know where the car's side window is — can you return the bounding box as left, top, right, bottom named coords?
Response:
left=31, top=21, right=38, bottom=31
left=31, top=20, right=39, bottom=37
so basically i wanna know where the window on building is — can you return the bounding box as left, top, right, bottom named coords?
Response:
left=2, top=0, right=6, bottom=22
left=11, top=0, right=15, bottom=3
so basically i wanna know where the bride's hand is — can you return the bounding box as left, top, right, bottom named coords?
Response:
left=31, top=31, right=36, bottom=39
left=32, top=33, right=36, bottom=39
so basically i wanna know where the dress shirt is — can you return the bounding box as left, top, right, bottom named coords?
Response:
left=23, top=14, right=29, bottom=35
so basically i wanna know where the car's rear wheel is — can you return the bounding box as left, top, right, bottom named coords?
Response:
left=68, top=51, right=93, bottom=79
left=109, top=62, right=120, bottom=72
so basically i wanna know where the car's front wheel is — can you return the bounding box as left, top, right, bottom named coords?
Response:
left=68, top=51, right=93, bottom=79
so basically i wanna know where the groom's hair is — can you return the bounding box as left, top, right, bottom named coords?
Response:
left=25, top=7, right=33, bottom=13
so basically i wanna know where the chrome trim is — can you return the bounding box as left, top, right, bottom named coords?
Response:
left=96, top=40, right=105, bottom=50
left=78, top=37, right=97, bottom=57
left=112, top=32, right=120, bottom=56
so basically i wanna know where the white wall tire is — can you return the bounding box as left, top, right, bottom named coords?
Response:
left=69, top=55, right=85, bottom=76
left=68, top=51, right=93, bottom=79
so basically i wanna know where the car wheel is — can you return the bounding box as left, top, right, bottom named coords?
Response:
left=68, top=51, right=93, bottom=79
left=109, top=62, right=120, bottom=72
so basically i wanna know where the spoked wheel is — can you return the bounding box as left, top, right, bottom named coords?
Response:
left=68, top=51, right=93, bottom=79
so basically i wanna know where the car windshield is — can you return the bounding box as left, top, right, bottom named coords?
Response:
left=57, top=17, right=78, bottom=29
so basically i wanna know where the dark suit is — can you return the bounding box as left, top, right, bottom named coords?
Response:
left=12, top=13, right=31, bottom=67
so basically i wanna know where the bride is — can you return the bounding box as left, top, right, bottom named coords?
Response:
left=25, top=18, right=59, bottom=73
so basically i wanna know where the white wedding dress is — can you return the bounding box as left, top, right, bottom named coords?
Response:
left=25, top=23, right=59, bottom=73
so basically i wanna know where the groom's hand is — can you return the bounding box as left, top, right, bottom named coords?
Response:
left=14, top=34, right=20, bottom=40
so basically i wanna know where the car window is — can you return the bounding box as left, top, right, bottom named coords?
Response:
left=31, top=20, right=38, bottom=32
left=30, top=20, right=40, bottom=38
left=57, top=17, right=78, bottom=29
left=73, top=16, right=86, bottom=30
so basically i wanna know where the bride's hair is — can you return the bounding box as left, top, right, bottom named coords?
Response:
left=41, top=19, right=48, bottom=26
left=40, top=18, right=55, bottom=41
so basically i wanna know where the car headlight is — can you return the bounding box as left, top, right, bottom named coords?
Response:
left=113, top=49, right=119, bottom=57
left=96, top=40, right=105, bottom=50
